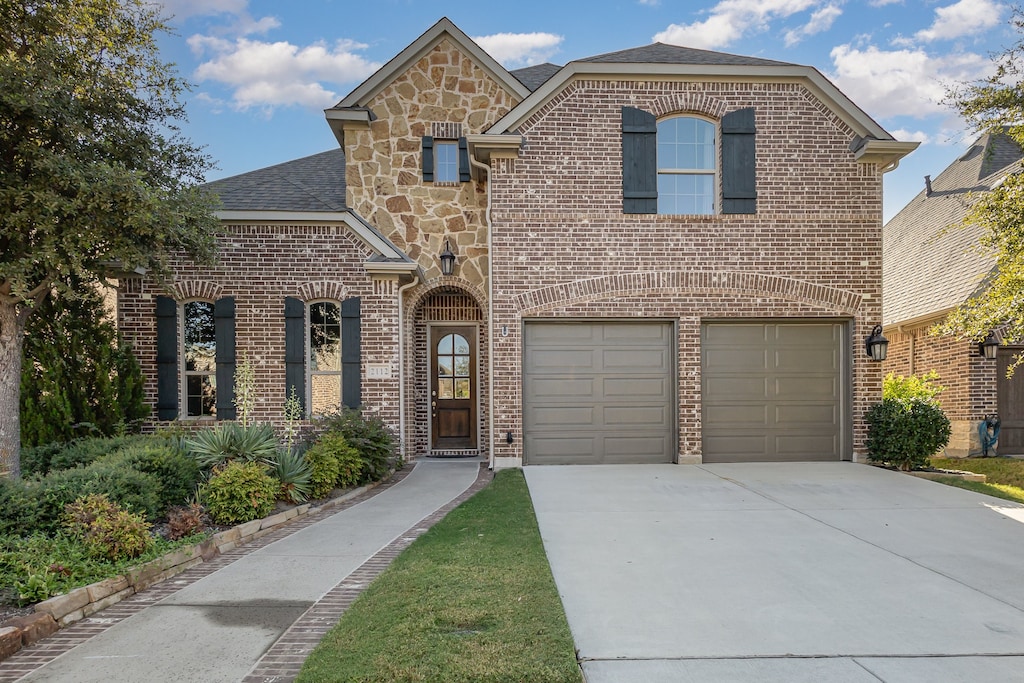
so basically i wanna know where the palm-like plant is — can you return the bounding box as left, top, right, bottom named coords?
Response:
left=270, top=448, right=312, bottom=503
left=185, top=423, right=279, bottom=469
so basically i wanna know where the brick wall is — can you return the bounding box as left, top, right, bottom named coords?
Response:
left=486, top=78, right=885, bottom=462
left=119, top=224, right=402, bottom=434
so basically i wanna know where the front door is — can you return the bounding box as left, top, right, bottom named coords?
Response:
left=997, top=347, right=1024, bottom=454
left=431, top=326, right=477, bottom=449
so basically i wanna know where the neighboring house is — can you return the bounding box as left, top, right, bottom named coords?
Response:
left=883, top=130, right=1024, bottom=456
left=118, top=17, right=917, bottom=466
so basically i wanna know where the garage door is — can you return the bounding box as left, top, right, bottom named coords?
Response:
left=523, top=321, right=675, bottom=465
left=702, top=322, right=847, bottom=462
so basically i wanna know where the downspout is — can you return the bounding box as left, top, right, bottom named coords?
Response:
left=469, top=154, right=495, bottom=469
left=397, top=271, right=421, bottom=462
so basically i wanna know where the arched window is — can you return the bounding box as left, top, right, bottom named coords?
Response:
left=657, top=116, right=716, bottom=215
left=308, top=301, right=342, bottom=415
left=181, top=300, right=216, bottom=417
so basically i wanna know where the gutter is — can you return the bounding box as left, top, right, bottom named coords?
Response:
left=397, top=270, right=422, bottom=462
left=468, top=153, right=496, bottom=470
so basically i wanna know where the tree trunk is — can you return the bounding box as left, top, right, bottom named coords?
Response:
left=0, top=300, right=26, bottom=479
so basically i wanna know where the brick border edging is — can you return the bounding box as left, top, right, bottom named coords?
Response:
left=0, top=468, right=417, bottom=683
left=242, top=463, right=493, bottom=682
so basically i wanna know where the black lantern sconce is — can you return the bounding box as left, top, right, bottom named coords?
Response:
left=978, top=331, right=999, bottom=360
left=439, top=239, right=456, bottom=276
left=864, top=325, right=888, bottom=362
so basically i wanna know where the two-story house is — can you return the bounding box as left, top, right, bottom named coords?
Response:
left=118, top=17, right=916, bottom=467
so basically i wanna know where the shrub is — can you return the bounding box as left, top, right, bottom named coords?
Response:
left=304, top=433, right=365, bottom=498
left=201, top=461, right=277, bottom=525
left=47, top=435, right=150, bottom=474
left=186, top=422, right=279, bottom=470
left=315, top=408, right=398, bottom=484
left=166, top=503, right=207, bottom=541
left=270, top=449, right=312, bottom=503
left=102, top=442, right=202, bottom=512
left=0, top=477, right=41, bottom=537
left=883, top=371, right=946, bottom=402
left=867, top=398, right=952, bottom=471
left=62, top=494, right=153, bottom=562
left=19, top=442, right=65, bottom=478
left=36, top=460, right=162, bottom=531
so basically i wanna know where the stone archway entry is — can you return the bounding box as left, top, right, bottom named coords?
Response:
left=430, top=325, right=477, bottom=449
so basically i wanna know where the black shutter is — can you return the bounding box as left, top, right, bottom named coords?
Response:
left=214, top=297, right=236, bottom=420
left=155, top=296, right=178, bottom=420
left=721, top=107, right=757, bottom=214
left=458, top=136, right=471, bottom=182
left=284, top=297, right=306, bottom=413
left=422, top=136, right=434, bottom=182
left=341, top=297, right=361, bottom=409
left=622, top=106, right=658, bottom=214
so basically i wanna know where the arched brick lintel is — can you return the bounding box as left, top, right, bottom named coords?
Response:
left=173, top=280, right=223, bottom=301
left=293, top=281, right=351, bottom=302
left=513, top=271, right=864, bottom=316
left=405, top=276, right=488, bottom=315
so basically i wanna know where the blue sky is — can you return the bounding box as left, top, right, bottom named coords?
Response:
left=157, top=0, right=1013, bottom=222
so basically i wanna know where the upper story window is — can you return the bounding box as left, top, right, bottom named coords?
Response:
left=657, top=116, right=716, bottom=215
left=434, top=141, right=459, bottom=182
left=308, top=301, right=342, bottom=416
left=181, top=300, right=216, bottom=418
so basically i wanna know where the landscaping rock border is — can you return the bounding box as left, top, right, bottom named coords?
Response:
left=0, top=483, right=377, bottom=664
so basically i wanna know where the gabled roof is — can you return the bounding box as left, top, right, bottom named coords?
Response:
left=486, top=41, right=900, bottom=152
left=510, top=63, right=562, bottom=91
left=329, top=17, right=530, bottom=110
left=204, top=149, right=346, bottom=212
left=883, top=131, right=1024, bottom=328
left=580, top=42, right=793, bottom=67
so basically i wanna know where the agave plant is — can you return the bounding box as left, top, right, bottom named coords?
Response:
left=270, top=448, right=312, bottom=504
left=186, top=422, right=279, bottom=469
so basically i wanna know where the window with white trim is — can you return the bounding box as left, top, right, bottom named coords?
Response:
left=434, top=141, right=459, bottom=182
left=657, top=116, right=716, bottom=215
left=181, top=300, right=216, bottom=417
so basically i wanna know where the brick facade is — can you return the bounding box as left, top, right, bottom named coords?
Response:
left=121, top=20, right=905, bottom=465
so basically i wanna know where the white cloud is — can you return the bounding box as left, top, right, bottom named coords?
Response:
left=653, top=0, right=818, bottom=49
left=869, top=0, right=902, bottom=5
left=784, top=4, right=842, bottom=46
left=829, top=43, right=991, bottom=118
left=473, top=32, right=563, bottom=67
left=189, top=37, right=382, bottom=110
left=888, top=128, right=931, bottom=143
left=638, top=0, right=661, bottom=5
left=914, top=0, right=1003, bottom=42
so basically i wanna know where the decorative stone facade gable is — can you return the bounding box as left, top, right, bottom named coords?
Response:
left=344, top=38, right=520, bottom=287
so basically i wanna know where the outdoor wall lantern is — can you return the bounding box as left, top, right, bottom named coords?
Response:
left=978, top=331, right=999, bottom=360
left=864, top=325, right=889, bottom=362
left=439, top=239, right=456, bottom=276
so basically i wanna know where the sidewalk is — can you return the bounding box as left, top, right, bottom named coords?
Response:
left=1, top=459, right=486, bottom=683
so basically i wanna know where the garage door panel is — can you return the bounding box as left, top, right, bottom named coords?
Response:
left=704, top=404, right=769, bottom=427
left=775, top=404, right=837, bottom=424
left=529, top=377, right=595, bottom=399
left=603, top=377, right=671, bottom=400
left=604, top=405, right=672, bottom=428
left=705, top=347, right=770, bottom=372
left=703, top=322, right=846, bottom=463
left=524, top=321, right=675, bottom=465
left=774, top=376, right=838, bottom=399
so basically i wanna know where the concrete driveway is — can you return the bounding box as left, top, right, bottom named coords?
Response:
left=525, top=462, right=1024, bottom=682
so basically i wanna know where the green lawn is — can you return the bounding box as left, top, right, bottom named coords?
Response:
left=297, top=469, right=582, bottom=683
left=930, top=457, right=1024, bottom=504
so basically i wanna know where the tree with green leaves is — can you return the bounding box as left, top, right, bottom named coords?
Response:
left=0, top=0, right=220, bottom=477
left=936, top=10, right=1024, bottom=354
left=20, top=282, right=149, bottom=447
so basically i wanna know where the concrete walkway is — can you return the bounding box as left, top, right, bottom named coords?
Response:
left=526, top=462, right=1024, bottom=683
left=12, top=459, right=483, bottom=683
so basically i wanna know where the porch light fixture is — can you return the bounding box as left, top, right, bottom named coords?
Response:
left=439, top=239, right=456, bottom=276
left=864, top=325, right=888, bottom=362
left=978, top=331, right=999, bottom=360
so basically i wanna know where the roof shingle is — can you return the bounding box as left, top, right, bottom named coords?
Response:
left=204, top=149, right=347, bottom=212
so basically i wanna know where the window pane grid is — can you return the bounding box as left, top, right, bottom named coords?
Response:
left=183, top=301, right=216, bottom=417
left=435, top=141, right=458, bottom=182
left=657, top=116, right=716, bottom=215
left=309, top=302, right=343, bottom=416
left=437, top=333, right=471, bottom=400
